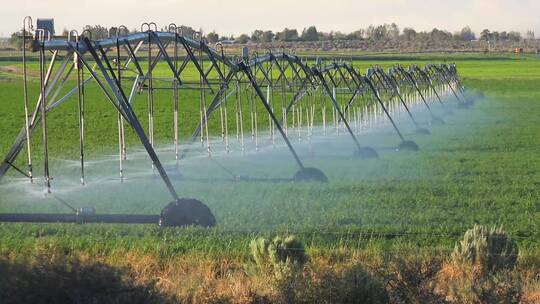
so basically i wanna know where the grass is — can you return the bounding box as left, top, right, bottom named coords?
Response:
left=0, top=52, right=539, bottom=301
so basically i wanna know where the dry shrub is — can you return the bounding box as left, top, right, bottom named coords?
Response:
left=295, top=254, right=388, bottom=304
left=2, top=239, right=532, bottom=304
left=137, top=255, right=270, bottom=304
left=437, top=263, right=521, bottom=303
left=249, top=235, right=308, bottom=303
left=0, top=249, right=166, bottom=304
left=250, top=235, right=308, bottom=273
left=452, top=225, right=518, bottom=273
left=122, top=251, right=163, bottom=287
left=377, top=252, right=447, bottom=304
left=436, top=225, right=522, bottom=303
left=522, top=285, right=540, bottom=304
left=516, top=252, right=540, bottom=304
left=520, top=270, right=540, bottom=304
left=250, top=240, right=387, bottom=303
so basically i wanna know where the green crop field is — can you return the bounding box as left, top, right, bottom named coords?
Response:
left=0, top=52, right=539, bottom=302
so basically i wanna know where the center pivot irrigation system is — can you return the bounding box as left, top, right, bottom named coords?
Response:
left=0, top=18, right=472, bottom=227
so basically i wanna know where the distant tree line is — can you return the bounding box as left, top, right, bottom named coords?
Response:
left=204, top=24, right=525, bottom=44
left=7, top=23, right=529, bottom=50
left=479, top=29, right=523, bottom=42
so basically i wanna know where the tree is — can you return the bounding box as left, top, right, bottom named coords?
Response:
left=508, top=31, right=522, bottom=42
left=301, top=26, right=319, bottom=41
left=480, top=29, right=491, bottom=41
left=365, top=25, right=375, bottom=40
left=346, top=29, right=365, bottom=40
left=387, top=23, right=400, bottom=40
left=251, top=30, right=264, bottom=42
left=261, top=30, right=275, bottom=43
left=459, top=26, right=475, bottom=41
left=402, top=27, right=417, bottom=41
left=178, top=26, right=196, bottom=38
left=276, top=28, right=299, bottom=41
left=327, top=31, right=335, bottom=41
left=526, top=30, right=535, bottom=40
left=319, top=31, right=333, bottom=41
left=236, top=34, right=250, bottom=44
left=82, top=25, right=108, bottom=39
left=8, top=31, right=24, bottom=50
left=108, top=27, right=118, bottom=37
left=430, top=28, right=452, bottom=41
left=372, top=25, right=388, bottom=40
left=206, top=31, right=219, bottom=43
left=332, top=31, right=347, bottom=40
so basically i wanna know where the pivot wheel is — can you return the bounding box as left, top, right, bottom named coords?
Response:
left=354, top=146, right=379, bottom=159
left=397, top=140, right=420, bottom=152
left=415, top=128, right=431, bottom=135
left=293, top=167, right=328, bottom=183
left=159, top=198, right=216, bottom=227
left=430, top=117, right=445, bottom=126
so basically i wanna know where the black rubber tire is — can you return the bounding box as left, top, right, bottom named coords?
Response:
left=353, top=146, right=379, bottom=159
left=159, top=198, right=216, bottom=227
left=397, top=140, right=420, bottom=152
left=293, top=167, right=328, bottom=183
left=431, top=117, right=445, bottom=126
left=415, top=128, right=431, bottom=135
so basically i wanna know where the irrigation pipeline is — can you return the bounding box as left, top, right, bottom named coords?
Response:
left=0, top=20, right=471, bottom=227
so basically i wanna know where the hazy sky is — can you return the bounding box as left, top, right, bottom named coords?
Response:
left=1, top=0, right=539, bottom=37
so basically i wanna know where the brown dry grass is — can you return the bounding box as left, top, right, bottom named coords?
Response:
left=0, top=247, right=536, bottom=304
left=436, top=262, right=524, bottom=304
left=520, top=271, right=540, bottom=304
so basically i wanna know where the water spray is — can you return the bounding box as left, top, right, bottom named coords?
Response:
left=395, top=65, right=445, bottom=126
left=374, top=67, right=430, bottom=135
